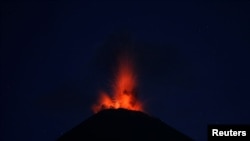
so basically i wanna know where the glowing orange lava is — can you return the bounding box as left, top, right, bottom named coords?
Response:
left=92, top=54, right=143, bottom=113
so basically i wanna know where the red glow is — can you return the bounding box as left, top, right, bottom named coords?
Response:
left=92, top=54, right=143, bottom=113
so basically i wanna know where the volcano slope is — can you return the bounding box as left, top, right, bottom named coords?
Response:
left=57, top=108, right=193, bottom=141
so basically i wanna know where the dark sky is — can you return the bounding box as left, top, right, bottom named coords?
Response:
left=1, top=0, right=250, bottom=141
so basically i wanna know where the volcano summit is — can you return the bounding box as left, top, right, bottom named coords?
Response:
left=57, top=108, right=193, bottom=141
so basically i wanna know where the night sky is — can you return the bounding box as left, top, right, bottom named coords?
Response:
left=1, top=0, right=250, bottom=141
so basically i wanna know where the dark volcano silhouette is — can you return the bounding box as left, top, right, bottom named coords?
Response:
left=57, top=108, right=193, bottom=141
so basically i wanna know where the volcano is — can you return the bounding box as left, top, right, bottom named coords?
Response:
left=57, top=108, right=193, bottom=141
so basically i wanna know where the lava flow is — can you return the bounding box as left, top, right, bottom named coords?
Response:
left=92, top=54, right=143, bottom=113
